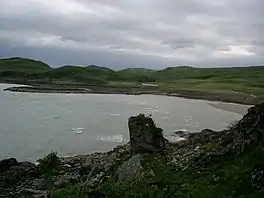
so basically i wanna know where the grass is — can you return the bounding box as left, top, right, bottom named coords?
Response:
left=1, top=57, right=264, bottom=97
left=50, top=146, right=264, bottom=198
left=96, top=144, right=264, bottom=198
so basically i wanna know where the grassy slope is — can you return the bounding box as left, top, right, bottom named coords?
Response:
left=0, top=57, right=50, bottom=72
left=155, top=66, right=264, bottom=97
left=0, top=57, right=264, bottom=95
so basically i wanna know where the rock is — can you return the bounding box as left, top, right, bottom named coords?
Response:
left=117, top=154, right=142, bottom=181
left=0, top=186, right=13, bottom=198
left=31, top=178, right=47, bottom=190
left=19, top=189, right=47, bottom=198
left=0, top=160, right=41, bottom=197
left=85, top=172, right=105, bottom=188
left=128, top=114, right=166, bottom=154
left=0, top=158, right=18, bottom=172
left=188, top=129, right=223, bottom=147
left=251, top=167, right=264, bottom=190
left=54, top=174, right=80, bottom=188
left=173, top=130, right=190, bottom=139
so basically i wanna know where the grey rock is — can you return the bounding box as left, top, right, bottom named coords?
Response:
left=117, top=154, right=142, bottom=181
left=173, top=130, right=190, bottom=139
left=19, top=189, right=47, bottom=198
left=188, top=129, right=223, bottom=146
left=85, top=172, right=105, bottom=188
left=54, top=174, right=80, bottom=188
left=128, top=114, right=166, bottom=154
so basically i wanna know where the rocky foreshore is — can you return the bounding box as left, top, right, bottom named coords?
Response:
left=1, top=103, right=264, bottom=197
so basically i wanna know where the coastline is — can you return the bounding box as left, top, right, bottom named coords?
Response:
left=3, top=84, right=263, bottom=105
left=1, top=103, right=264, bottom=197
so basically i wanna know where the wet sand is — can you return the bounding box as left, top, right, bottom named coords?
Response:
left=3, top=84, right=263, bottom=105
left=208, top=102, right=251, bottom=115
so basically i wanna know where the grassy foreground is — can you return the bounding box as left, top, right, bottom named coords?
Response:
left=49, top=103, right=264, bottom=198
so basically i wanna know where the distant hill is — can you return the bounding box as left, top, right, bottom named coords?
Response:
left=157, top=66, right=264, bottom=80
left=0, top=57, right=263, bottom=91
left=86, top=65, right=115, bottom=74
left=0, top=57, right=50, bottom=72
left=118, top=68, right=155, bottom=74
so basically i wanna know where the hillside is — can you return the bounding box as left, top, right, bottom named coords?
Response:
left=118, top=68, right=155, bottom=74
left=0, top=57, right=50, bottom=72
left=0, top=57, right=264, bottom=99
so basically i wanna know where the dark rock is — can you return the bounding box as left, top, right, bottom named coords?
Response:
left=235, top=103, right=264, bottom=151
left=19, top=188, right=47, bottom=198
left=188, top=129, right=224, bottom=147
left=0, top=160, right=41, bottom=193
left=251, top=167, right=264, bottom=190
left=0, top=186, right=13, bottom=198
left=173, top=130, right=190, bottom=139
left=0, top=158, right=18, bottom=172
left=128, top=114, right=166, bottom=154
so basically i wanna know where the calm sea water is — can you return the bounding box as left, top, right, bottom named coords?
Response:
left=0, top=83, right=249, bottom=161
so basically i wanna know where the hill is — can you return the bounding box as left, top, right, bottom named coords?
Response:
left=86, top=65, right=115, bottom=74
left=0, top=57, right=50, bottom=72
left=118, top=68, right=155, bottom=74
left=0, top=57, right=264, bottom=99
left=118, top=68, right=156, bottom=82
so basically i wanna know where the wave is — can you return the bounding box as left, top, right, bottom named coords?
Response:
left=96, top=135, right=124, bottom=143
left=101, top=113, right=121, bottom=116
left=109, top=114, right=121, bottom=116
left=72, top=127, right=84, bottom=134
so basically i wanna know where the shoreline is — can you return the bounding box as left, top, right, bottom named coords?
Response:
left=3, top=84, right=263, bottom=105
left=1, top=103, right=264, bottom=197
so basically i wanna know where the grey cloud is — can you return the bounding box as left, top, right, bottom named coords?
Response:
left=0, top=0, right=263, bottom=68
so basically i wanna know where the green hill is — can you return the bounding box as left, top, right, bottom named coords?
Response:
left=44, top=66, right=107, bottom=85
left=0, top=57, right=263, bottom=96
left=86, top=65, right=115, bottom=74
left=0, top=57, right=50, bottom=72
left=118, top=68, right=155, bottom=74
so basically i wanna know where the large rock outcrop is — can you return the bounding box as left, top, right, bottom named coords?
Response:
left=128, top=114, right=166, bottom=155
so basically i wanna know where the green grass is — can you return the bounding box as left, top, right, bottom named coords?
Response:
left=0, top=57, right=50, bottom=72
left=1, top=57, right=264, bottom=96
left=50, top=146, right=264, bottom=198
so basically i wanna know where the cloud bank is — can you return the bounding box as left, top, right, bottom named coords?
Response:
left=0, top=0, right=263, bottom=68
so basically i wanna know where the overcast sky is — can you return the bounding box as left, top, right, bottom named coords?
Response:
left=0, top=0, right=263, bottom=69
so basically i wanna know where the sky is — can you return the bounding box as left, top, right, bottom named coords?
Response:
left=0, top=0, right=263, bottom=69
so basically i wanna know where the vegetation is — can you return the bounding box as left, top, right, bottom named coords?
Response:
left=50, top=139, right=264, bottom=198
left=0, top=57, right=50, bottom=72
left=37, top=151, right=61, bottom=174
left=49, top=102, right=264, bottom=198
left=1, top=57, right=264, bottom=97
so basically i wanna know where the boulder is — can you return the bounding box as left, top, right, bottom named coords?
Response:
left=117, top=154, right=142, bottom=181
left=0, top=158, right=18, bottom=172
left=173, top=130, right=190, bottom=139
left=188, top=129, right=223, bottom=146
left=54, top=174, right=80, bottom=188
left=128, top=114, right=166, bottom=154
